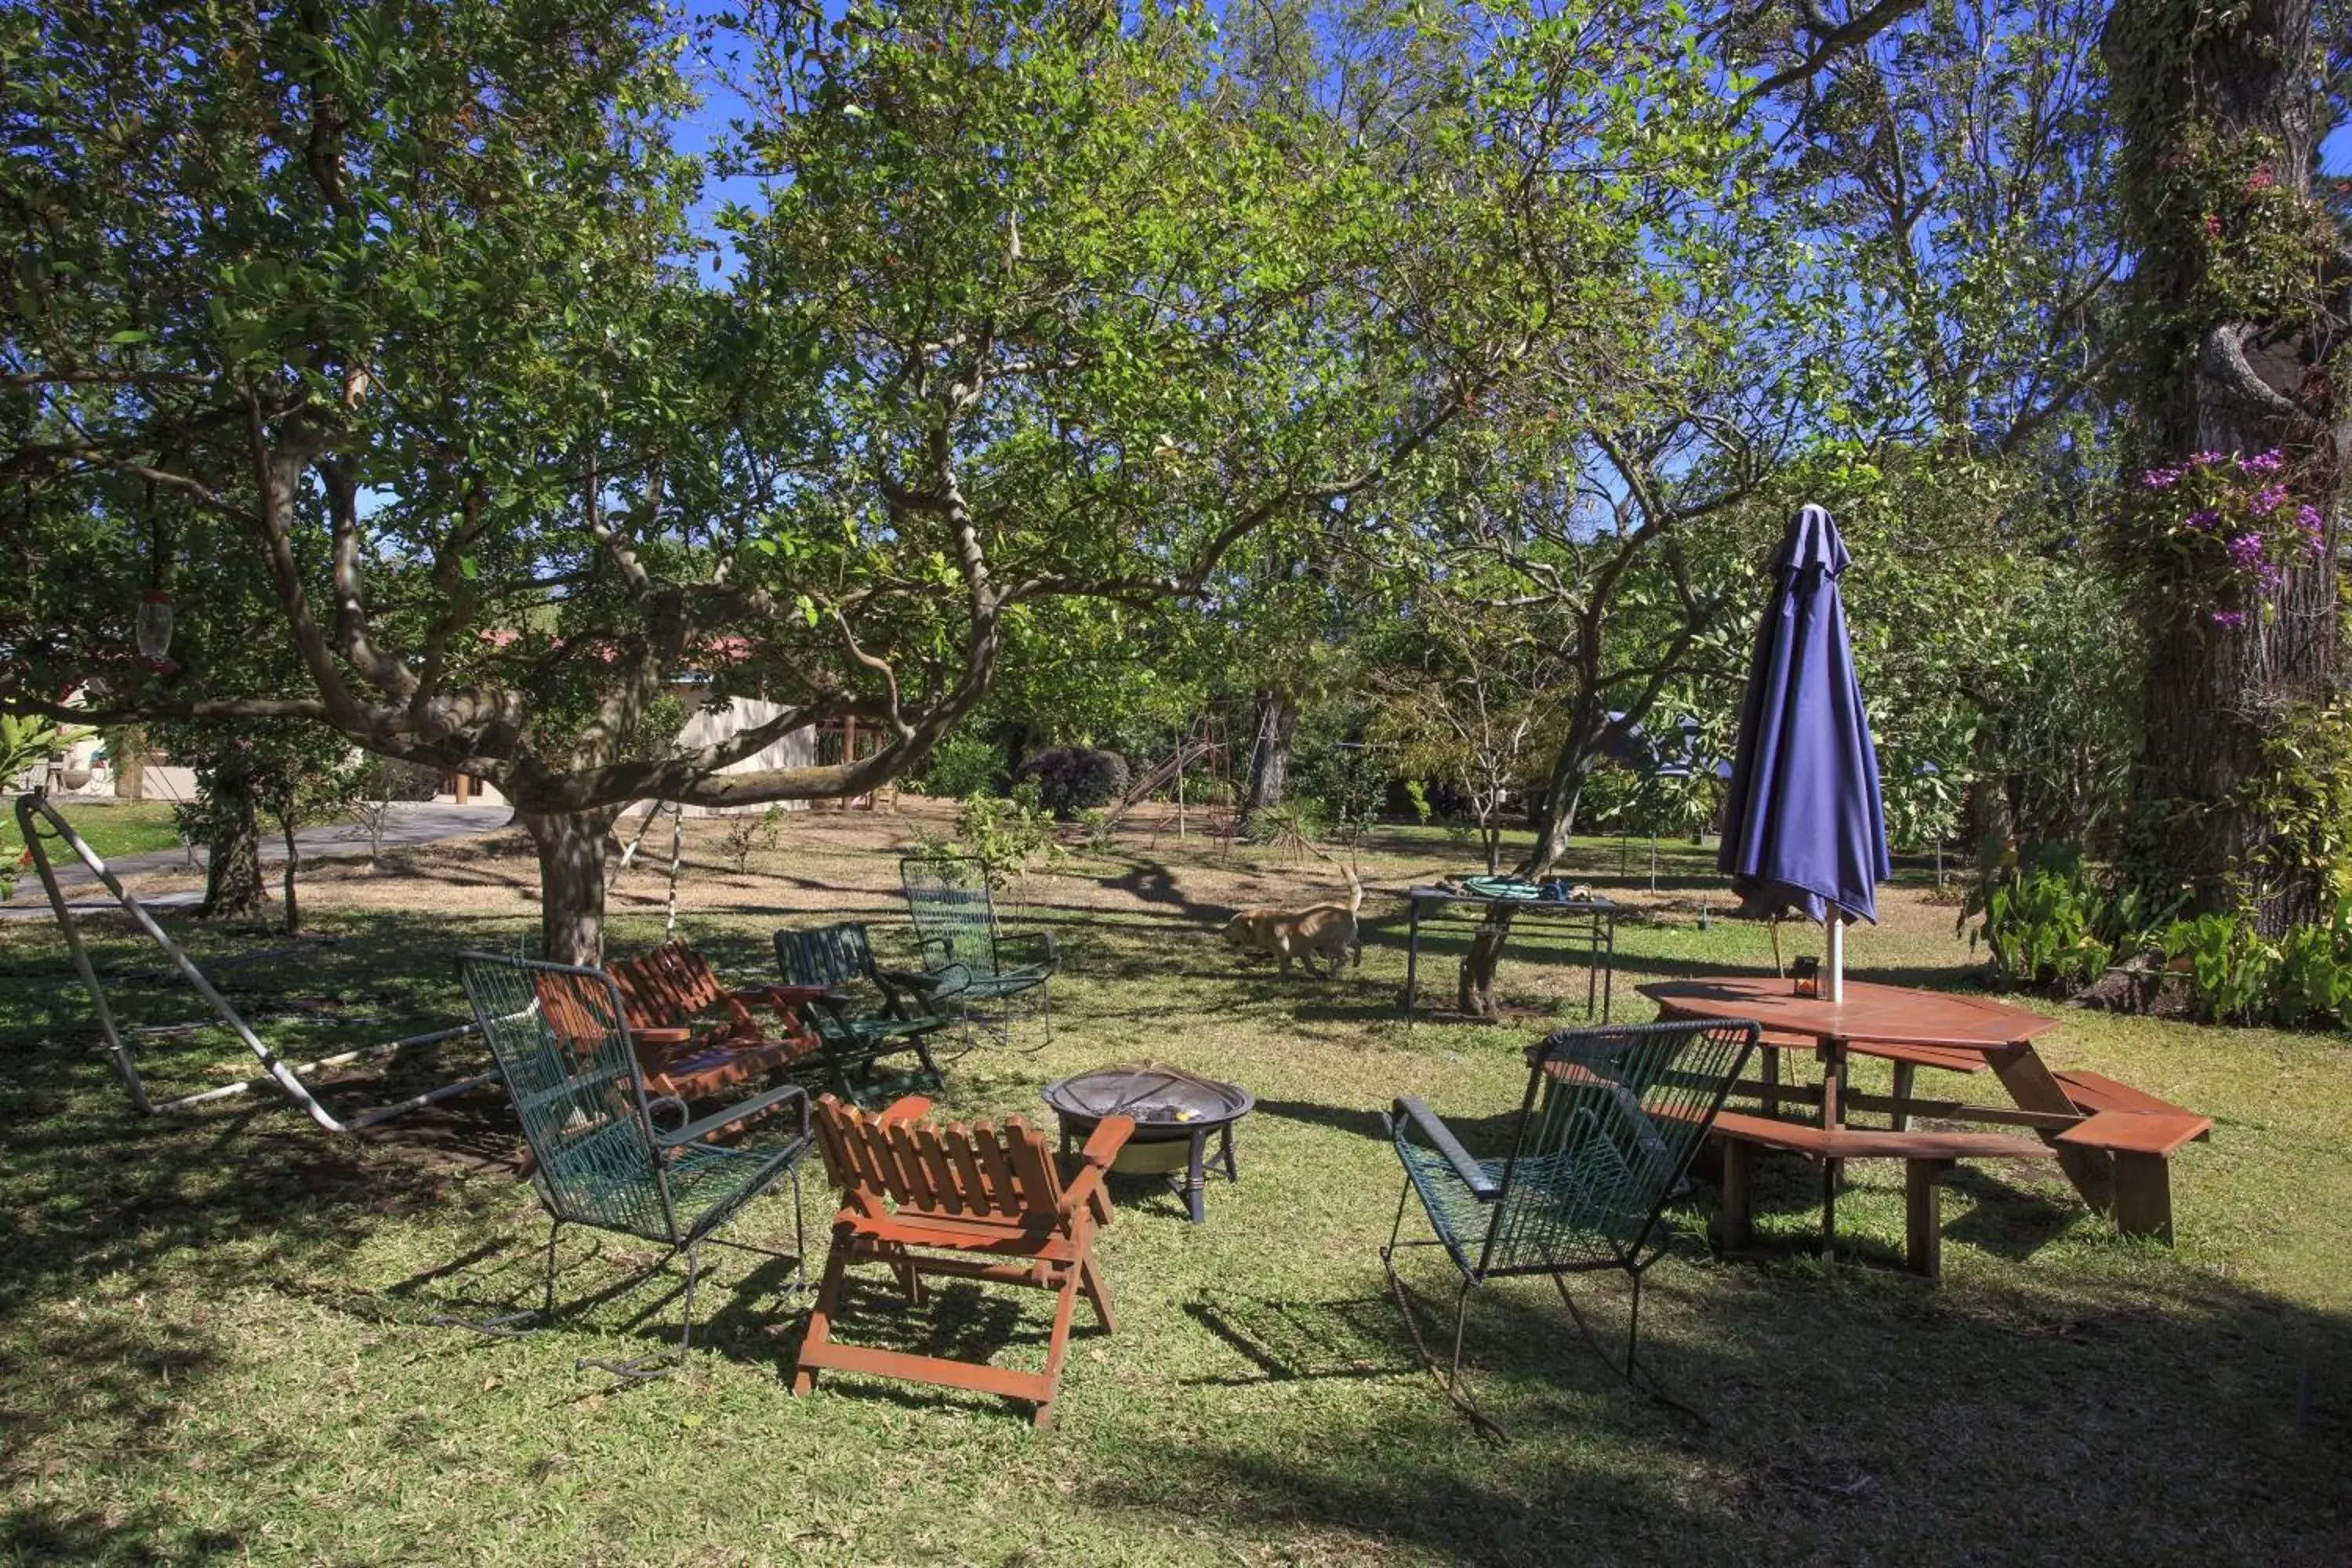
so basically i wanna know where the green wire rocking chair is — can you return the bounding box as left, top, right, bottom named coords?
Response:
left=1383, top=1018, right=1757, bottom=1432
left=898, top=855, right=1057, bottom=1045
left=455, top=951, right=815, bottom=1380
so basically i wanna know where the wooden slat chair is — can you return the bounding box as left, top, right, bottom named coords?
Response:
left=773, top=922, right=964, bottom=1095
left=898, top=855, right=1057, bottom=1044
left=604, top=939, right=827, bottom=1102
left=793, top=1093, right=1133, bottom=1428
left=1383, top=1018, right=1758, bottom=1432
left=455, top=952, right=812, bottom=1379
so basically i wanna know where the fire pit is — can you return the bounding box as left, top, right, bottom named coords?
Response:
left=1040, top=1064, right=1254, bottom=1225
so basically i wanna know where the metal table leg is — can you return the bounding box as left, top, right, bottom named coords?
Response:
left=1403, top=899, right=1423, bottom=1023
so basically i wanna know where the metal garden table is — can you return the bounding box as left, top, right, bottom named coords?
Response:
left=1399, top=887, right=1617, bottom=1025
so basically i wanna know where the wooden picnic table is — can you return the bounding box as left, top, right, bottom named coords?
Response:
left=1638, top=976, right=2209, bottom=1247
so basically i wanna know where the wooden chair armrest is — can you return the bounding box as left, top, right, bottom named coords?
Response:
left=1076, top=1114, right=1134, bottom=1168
left=1058, top=1115, right=1135, bottom=1222
left=877, top=1094, right=933, bottom=1127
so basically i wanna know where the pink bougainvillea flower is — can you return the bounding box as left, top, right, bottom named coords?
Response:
left=2203, top=213, right=2224, bottom=238
left=2247, top=167, right=2276, bottom=192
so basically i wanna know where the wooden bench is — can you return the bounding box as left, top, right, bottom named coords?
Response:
left=1704, top=1109, right=2059, bottom=1280
left=2047, top=1070, right=2212, bottom=1244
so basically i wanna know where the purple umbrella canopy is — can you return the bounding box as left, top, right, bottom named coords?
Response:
left=1717, top=504, right=1891, bottom=927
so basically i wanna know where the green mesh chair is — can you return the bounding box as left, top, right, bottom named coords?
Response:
left=455, top=951, right=813, bottom=1380
left=772, top=921, right=961, bottom=1094
left=898, top=855, right=1056, bottom=1044
left=1383, top=1018, right=1757, bottom=1430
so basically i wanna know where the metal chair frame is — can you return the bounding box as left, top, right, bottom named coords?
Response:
left=455, top=952, right=813, bottom=1380
left=772, top=921, right=960, bottom=1094
left=897, top=855, right=1057, bottom=1047
left=1381, top=1018, right=1758, bottom=1434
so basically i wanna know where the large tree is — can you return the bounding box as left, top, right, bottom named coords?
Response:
left=2103, top=0, right=2349, bottom=929
left=1, top=0, right=1527, bottom=961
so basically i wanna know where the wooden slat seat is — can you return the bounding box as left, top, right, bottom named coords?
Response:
left=1707, top=1109, right=2059, bottom=1163
left=2056, top=1109, right=2212, bottom=1157
left=602, top=941, right=826, bottom=1103
left=2052, top=1069, right=2208, bottom=1124
left=2054, top=1109, right=2212, bottom=1245
left=1698, top=1109, right=2056, bottom=1281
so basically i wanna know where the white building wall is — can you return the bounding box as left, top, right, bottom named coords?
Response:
left=670, top=696, right=818, bottom=816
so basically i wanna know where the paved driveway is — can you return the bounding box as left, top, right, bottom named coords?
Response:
left=3, top=802, right=513, bottom=920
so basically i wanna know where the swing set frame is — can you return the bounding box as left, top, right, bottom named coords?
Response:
left=13, top=790, right=492, bottom=1134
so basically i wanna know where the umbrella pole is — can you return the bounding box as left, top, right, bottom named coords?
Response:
left=1826, top=916, right=1845, bottom=1003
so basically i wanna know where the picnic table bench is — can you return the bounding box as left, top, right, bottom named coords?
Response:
left=1642, top=977, right=2213, bottom=1259
left=1700, top=1109, right=2058, bottom=1279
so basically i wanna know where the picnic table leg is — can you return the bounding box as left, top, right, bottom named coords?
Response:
left=1761, top=1049, right=1780, bottom=1119
left=1890, top=1061, right=1915, bottom=1131
left=2111, top=1151, right=2174, bottom=1243
left=1602, top=913, right=1615, bottom=1023
left=1817, top=1038, right=1846, bottom=1260
left=1904, top=1158, right=1954, bottom=1280
left=1717, top=1138, right=1754, bottom=1254
left=1988, top=1044, right=2114, bottom=1214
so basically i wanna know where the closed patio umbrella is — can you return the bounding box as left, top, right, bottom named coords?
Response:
left=1716, top=504, right=1890, bottom=1000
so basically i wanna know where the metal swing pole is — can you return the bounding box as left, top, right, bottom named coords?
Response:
left=13, top=793, right=488, bottom=1134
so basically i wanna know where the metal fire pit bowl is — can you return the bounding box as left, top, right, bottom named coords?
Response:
left=1040, top=1064, right=1254, bottom=1225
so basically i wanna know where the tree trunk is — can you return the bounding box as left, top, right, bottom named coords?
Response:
left=521, top=807, right=622, bottom=967
left=1243, top=692, right=1295, bottom=818
left=2107, top=0, right=2345, bottom=934
left=278, top=815, right=300, bottom=936
left=197, top=756, right=270, bottom=923
left=1457, top=764, right=1587, bottom=1016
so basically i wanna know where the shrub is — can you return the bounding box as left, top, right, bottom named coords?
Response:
left=913, top=733, right=1000, bottom=800
left=1014, top=747, right=1131, bottom=818
left=1961, top=848, right=2111, bottom=989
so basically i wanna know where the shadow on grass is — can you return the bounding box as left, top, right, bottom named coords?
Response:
left=1102, top=1254, right=2352, bottom=1567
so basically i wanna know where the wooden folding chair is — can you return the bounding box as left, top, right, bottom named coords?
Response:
left=793, top=1094, right=1133, bottom=1428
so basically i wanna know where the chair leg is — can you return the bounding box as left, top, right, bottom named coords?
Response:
left=579, top=1240, right=701, bottom=1382
left=1549, top=1265, right=1707, bottom=1427
left=792, top=1244, right=851, bottom=1397
left=1079, top=1257, right=1116, bottom=1334
left=1034, top=1265, right=1083, bottom=1430
left=1380, top=1178, right=1505, bottom=1439
left=431, top=1218, right=561, bottom=1338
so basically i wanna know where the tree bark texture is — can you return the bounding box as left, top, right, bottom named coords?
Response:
left=197, top=756, right=270, bottom=923
left=1243, top=693, right=1295, bottom=818
left=522, top=807, right=622, bottom=967
left=2107, top=0, right=2347, bottom=932
left=278, top=817, right=301, bottom=936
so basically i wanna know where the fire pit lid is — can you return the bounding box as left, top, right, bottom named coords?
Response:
left=1040, top=1064, right=1254, bottom=1127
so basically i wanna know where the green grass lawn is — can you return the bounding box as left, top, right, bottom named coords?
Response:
left=2, top=798, right=187, bottom=873
left=1, top=817, right=2347, bottom=1565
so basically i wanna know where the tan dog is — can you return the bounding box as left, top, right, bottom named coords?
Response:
left=1220, top=856, right=1364, bottom=977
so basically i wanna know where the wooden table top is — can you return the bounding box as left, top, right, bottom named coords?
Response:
left=1639, top=976, right=2060, bottom=1051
